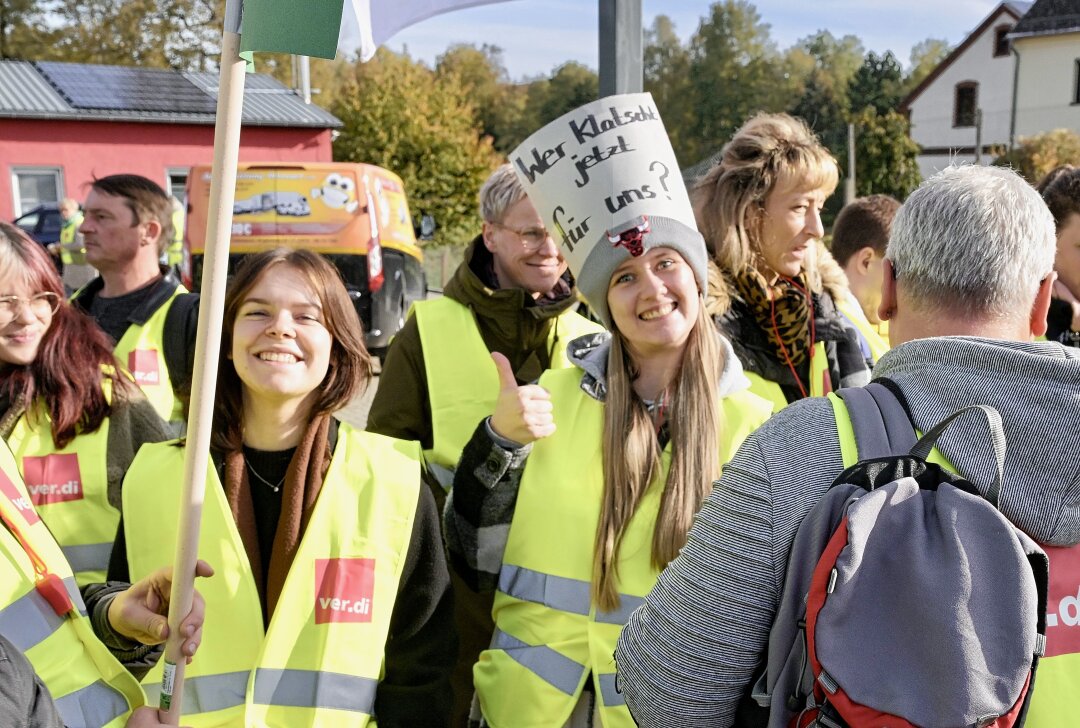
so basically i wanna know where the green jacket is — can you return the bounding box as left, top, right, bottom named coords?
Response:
left=366, top=235, right=588, bottom=452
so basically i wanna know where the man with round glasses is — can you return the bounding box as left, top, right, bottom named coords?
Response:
left=367, top=162, right=603, bottom=724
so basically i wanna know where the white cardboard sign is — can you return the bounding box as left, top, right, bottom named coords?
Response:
left=509, top=92, right=694, bottom=273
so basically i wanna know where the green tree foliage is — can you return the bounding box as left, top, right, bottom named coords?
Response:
left=787, top=32, right=865, bottom=162
left=41, top=0, right=224, bottom=70
left=0, top=0, right=59, bottom=60
left=644, top=15, right=694, bottom=161
left=904, top=38, right=951, bottom=95
left=435, top=43, right=526, bottom=153
left=848, top=50, right=905, bottom=116
left=994, top=129, right=1080, bottom=184
left=680, top=0, right=790, bottom=165
left=851, top=107, right=921, bottom=199
left=331, top=48, right=501, bottom=248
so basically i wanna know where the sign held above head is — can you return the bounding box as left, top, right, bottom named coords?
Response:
left=509, top=92, right=706, bottom=328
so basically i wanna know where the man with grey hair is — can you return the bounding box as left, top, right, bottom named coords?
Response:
left=367, top=163, right=602, bottom=724
left=616, top=165, right=1080, bottom=726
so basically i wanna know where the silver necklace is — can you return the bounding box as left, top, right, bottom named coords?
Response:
left=247, top=462, right=285, bottom=493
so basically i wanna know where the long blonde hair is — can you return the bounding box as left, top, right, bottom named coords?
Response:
left=692, top=113, right=838, bottom=301
left=593, top=300, right=722, bottom=611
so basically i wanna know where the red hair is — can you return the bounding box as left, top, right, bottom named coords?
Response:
left=0, top=222, right=132, bottom=448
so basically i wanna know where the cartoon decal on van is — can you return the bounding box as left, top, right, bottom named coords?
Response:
left=311, top=173, right=359, bottom=213
left=233, top=192, right=311, bottom=217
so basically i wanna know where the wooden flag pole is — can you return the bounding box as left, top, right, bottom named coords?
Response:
left=157, top=12, right=247, bottom=724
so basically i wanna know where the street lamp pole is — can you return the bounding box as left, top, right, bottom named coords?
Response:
left=599, top=0, right=643, bottom=97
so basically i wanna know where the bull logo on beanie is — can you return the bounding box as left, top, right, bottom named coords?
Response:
left=607, top=216, right=650, bottom=257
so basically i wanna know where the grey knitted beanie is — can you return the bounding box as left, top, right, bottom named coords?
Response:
left=574, top=215, right=709, bottom=328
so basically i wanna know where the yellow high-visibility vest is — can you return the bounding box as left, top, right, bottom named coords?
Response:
left=412, top=296, right=604, bottom=490
left=0, top=439, right=143, bottom=727
left=745, top=340, right=829, bottom=413
left=5, top=380, right=116, bottom=586
left=833, top=295, right=889, bottom=363
left=112, top=286, right=187, bottom=429
left=59, top=211, right=85, bottom=265
left=123, top=426, right=421, bottom=726
left=475, top=367, right=772, bottom=727
left=168, top=207, right=184, bottom=267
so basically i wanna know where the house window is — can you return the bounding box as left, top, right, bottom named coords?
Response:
left=954, top=82, right=978, bottom=127
left=166, top=167, right=190, bottom=204
left=10, top=167, right=63, bottom=216
left=994, top=26, right=1011, bottom=57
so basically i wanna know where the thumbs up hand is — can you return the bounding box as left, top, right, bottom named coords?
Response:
left=489, top=352, right=555, bottom=446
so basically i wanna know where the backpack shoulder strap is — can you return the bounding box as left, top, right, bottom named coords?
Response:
left=837, top=381, right=917, bottom=460
left=163, top=292, right=199, bottom=390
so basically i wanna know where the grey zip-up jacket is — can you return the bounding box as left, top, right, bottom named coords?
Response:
left=615, top=336, right=1080, bottom=727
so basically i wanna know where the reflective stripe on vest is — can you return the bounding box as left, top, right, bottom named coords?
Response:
left=6, top=388, right=116, bottom=587
left=144, top=671, right=247, bottom=715
left=491, top=628, right=586, bottom=696
left=252, top=668, right=378, bottom=713
left=413, top=296, right=603, bottom=489
left=833, top=295, right=889, bottom=363
left=745, top=341, right=829, bottom=413
left=124, top=427, right=420, bottom=727
left=0, top=575, right=84, bottom=653
left=61, top=542, right=114, bottom=578
left=0, top=442, right=142, bottom=727
left=499, top=564, right=644, bottom=625
left=55, top=679, right=130, bottom=728
left=477, top=366, right=772, bottom=727
left=114, top=285, right=187, bottom=429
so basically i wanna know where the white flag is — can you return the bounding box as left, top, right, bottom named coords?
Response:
left=349, top=0, right=516, bottom=61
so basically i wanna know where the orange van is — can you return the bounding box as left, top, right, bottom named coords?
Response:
left=183, top=162, right=428, bottom=356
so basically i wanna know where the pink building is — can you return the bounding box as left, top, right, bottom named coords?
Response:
left=0, top=60, right=341, bottom=220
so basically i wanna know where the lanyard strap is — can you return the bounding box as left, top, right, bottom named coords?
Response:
left=0, top=496, right=74, bottom=617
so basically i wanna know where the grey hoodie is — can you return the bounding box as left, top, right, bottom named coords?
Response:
left=615, top=336, right=1080, bottom=727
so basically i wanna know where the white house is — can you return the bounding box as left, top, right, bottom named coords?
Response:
left=901, top=2, right=1031, bottom=180
left=1009, top=0, right=1080, bottom=145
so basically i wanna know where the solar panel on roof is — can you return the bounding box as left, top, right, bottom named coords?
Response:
left=35, top=61, right=217, bottom=114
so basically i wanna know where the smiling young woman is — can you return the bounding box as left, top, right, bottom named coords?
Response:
left=110, top=248, right=455, bottom=727
left=444, top=95, right=774, bottom=725
left=693, top=113, right=873, bottom=411
left=0, top=221, right=170, bottom=587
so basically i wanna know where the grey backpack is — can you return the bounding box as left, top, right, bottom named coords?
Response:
left=757, top=382, right=1049, bottom=728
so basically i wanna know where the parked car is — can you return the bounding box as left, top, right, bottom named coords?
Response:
left=183, top=162, right=430, bottom=359
left=13, top=203, right=63, bottom=246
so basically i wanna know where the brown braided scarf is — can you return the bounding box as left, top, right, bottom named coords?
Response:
left=733, top=269, right=812, bottom=366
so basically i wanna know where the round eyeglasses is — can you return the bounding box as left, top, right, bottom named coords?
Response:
left=0, top=292, right=62, bottom=325
left=491, top=222, right=554, bottom=251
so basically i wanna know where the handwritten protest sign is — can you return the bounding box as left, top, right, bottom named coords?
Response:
left=509, top=92, right=694, bottom=274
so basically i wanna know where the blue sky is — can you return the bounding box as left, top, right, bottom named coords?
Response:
left=341, top=0, right=1008, bottom=79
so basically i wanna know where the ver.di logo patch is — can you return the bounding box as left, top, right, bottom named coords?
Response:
left=314, top=558, right=376, bottom=624
left=0, top=469, right=40, bottom=526
left=1043, top=544, right=1080, bottom=657
left=128, top=349, right=161, bottom=386
left=22, top=453, right=83, bottom=506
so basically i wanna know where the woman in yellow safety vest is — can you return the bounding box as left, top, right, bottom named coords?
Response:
left=111, top=248, right=455, bottom=727
left=445, top=202, right=773, bottom=725
left=693, top=113, right=872, bottom=412
left=0, top=222, right=170, bottom=586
